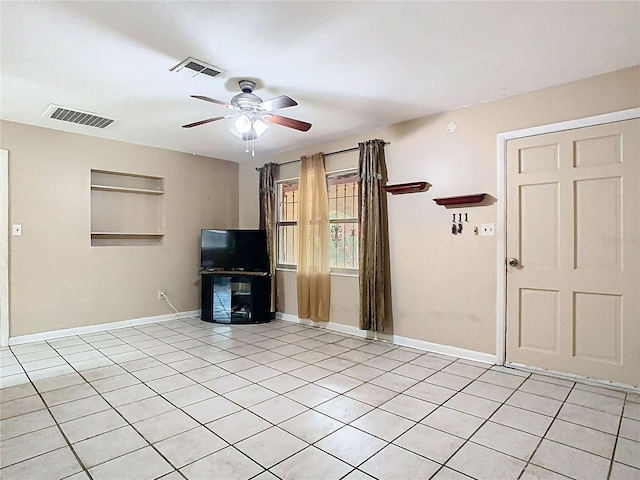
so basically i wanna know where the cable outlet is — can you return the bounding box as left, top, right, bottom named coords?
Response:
left=157, top=289, right=166, bottom=300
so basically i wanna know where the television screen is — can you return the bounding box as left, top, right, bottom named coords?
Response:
left=201, top=229, right=269, bottom=272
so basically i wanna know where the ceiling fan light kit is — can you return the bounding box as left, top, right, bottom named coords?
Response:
left=233, top=114, right=252, bottom=133
left=183, top=80, right=312, bottom=155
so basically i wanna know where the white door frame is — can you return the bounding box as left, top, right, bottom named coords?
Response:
left=1, top=149, right=9, bottom=347
left=495, top=108, right=640, bottom=366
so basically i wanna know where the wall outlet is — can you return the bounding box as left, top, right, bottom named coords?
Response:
left=157, top=289, right=166, bottom=300
left=12, top=224, right=22, bottom=236
left=480, top=223, right=495, bottom=236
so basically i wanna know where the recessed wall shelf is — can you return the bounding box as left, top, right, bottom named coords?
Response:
left=90, top=185, right=164, bottom=195
left=91, top=232, right=165, bottom=238
left=91, top=169, right=165, bottom=246
left=433, top=193, right=487, bottom=206
left=383, top=182, right=429, bottom=195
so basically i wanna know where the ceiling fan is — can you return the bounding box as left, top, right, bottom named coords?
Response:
left=182, top=80, right=312, bottom=142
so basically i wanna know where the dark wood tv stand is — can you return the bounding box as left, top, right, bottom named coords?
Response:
left=201, top=271, right=271, bottom=324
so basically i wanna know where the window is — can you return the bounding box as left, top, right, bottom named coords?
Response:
left=277, top=170, right=359, bottom=271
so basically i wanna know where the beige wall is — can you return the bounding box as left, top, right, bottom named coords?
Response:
left=2, top=121, right=239, bottom=337
left=239, top=66, right=640, bottom=355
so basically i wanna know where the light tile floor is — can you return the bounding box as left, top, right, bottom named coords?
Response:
left=1, top=318, right=639, bottom=480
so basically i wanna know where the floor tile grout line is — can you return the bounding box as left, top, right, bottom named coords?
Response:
left=58, top=357, right=183, bottom=477
left=287, top=358, right=509, bottom=478
left=6, top=355, right=621, bottom=479
left=28, top=337, right=210, bottom=478
left=4, top=319, right=637, bottom=480
left=9, top=324, right=310, bottom=423
left=77, top=365, right=237, bottom=474
left=74, top=367, right=206, bottom=476
left=424, top=375, right=532, bottom=480
left=607, top=396, right=626, bottom=479
left=445, top=370, right=621, bottom=477
left=57, top=325, right=400, bottom=408
left=5, top=333, right=472, bottom=447
left=264, top=444, right=357, bottom=480
left=71, top=325, right=342, bottom=476
left=516, top=381, right=578, bottom=480
left=79, top=320, right=445, bottom=476
left=77, top=320, right=414, bottom=384
left=6, top=366, right=96, bottom=480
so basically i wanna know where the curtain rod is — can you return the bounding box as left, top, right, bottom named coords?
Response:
left=254, top=142, right=390, bottom=171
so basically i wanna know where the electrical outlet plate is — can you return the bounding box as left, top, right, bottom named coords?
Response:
left=480, top=223, right=495, bottom=236
left=12, top=224, right=22, bottom=236
left=157, top=290, right=166, bottom=300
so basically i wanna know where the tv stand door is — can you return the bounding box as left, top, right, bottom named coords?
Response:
left=201, top=272, right=271, bottom=324
left=212, top=276, right=232, bottom=323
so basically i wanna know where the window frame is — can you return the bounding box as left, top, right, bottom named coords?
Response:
left=275, top=167, right=359, bottom=274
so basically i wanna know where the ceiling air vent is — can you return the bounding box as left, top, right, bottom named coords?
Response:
left=170, top=57, right=225, bottom=79
left=42, top=104, right=116, bottom=129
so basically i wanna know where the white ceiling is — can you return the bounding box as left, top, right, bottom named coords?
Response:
left=1, top=1, right=638, bottom=163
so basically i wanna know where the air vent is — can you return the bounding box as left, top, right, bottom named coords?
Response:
left=41, top=104, right=116, bottom=129
left=170, top=57, right=225, bottom=79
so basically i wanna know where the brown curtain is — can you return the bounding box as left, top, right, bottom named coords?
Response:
left=259, top=162, right=278, bottom=314
left=358, top=139, right=392, bottom=331
left=297, top=153, right=331, bottom=322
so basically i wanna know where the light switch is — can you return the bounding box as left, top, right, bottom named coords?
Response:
left=480, top=223, right=495, bottom=236
left=12, top=224, right=22, bottom=236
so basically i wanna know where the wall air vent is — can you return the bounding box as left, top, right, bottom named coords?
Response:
left=170, top=57, right=225, bottom=79
left=41, top=104, right=117, bottom=129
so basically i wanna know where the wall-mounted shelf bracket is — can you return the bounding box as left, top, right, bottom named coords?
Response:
left=433, top=193, right=486, bottom=206
left=383, top=182, right=429, bottom=195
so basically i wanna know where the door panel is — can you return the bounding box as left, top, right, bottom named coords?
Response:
left=520, top=183, right=559, bottom=267
left=575, top=177, right=622, bottom=270
left=574, top=134, right=621, bottom=168
left=506, top=119, right=639, bottom=387
left=519, top=288, right=559, bottom=354
left=573, top=292, right=621, bottom=364
left=519, top=144, right=559, bottom=173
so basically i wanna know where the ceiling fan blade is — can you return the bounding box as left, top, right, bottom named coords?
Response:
left=191, top=95, right=237, bottom=109
left=259, top=95, right=298, bottom=112
left=182, top=116, right=225, bottom=128
left=265, top=114, right=312, bottom=132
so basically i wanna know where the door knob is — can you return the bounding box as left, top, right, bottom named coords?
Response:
left=508, top=258, right=520, bottom=267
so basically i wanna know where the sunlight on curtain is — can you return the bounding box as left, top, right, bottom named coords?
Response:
left=297, top=153, right=331, bottom=322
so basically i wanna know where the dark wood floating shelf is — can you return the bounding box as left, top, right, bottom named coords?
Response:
left=433, top=193, right=487, bottom=206
left=383, top=182, right=428, bottom=195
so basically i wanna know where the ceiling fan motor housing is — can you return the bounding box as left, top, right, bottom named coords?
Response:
left=231, top=92, right=262, bottom=110
left=231, top=80, right=263, bottom=110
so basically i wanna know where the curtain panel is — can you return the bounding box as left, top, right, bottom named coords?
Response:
left=296, top=153, right=331, bottom=322
left=358, top=139, right=392, bottom=332
left=259, top=162, right=278, bottom=314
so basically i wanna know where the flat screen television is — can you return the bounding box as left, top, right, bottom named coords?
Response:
left=201, top=229, right=269, bottom=272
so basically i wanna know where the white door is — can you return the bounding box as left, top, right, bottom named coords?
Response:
left=506, top=119, right=640, bottom=387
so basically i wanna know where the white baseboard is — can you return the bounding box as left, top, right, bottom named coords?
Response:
left=506, top=362, right=640, bottom=393
left=9, top=310, right=201, bottom=346
left=277, top=312, right=371, bottom=338
left=391, top=334, right=496, bottom=364
left=276, top=312, right=496, bottom=365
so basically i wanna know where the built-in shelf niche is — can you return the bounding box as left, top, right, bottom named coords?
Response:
left=90, top=169, right=164, bottom=246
